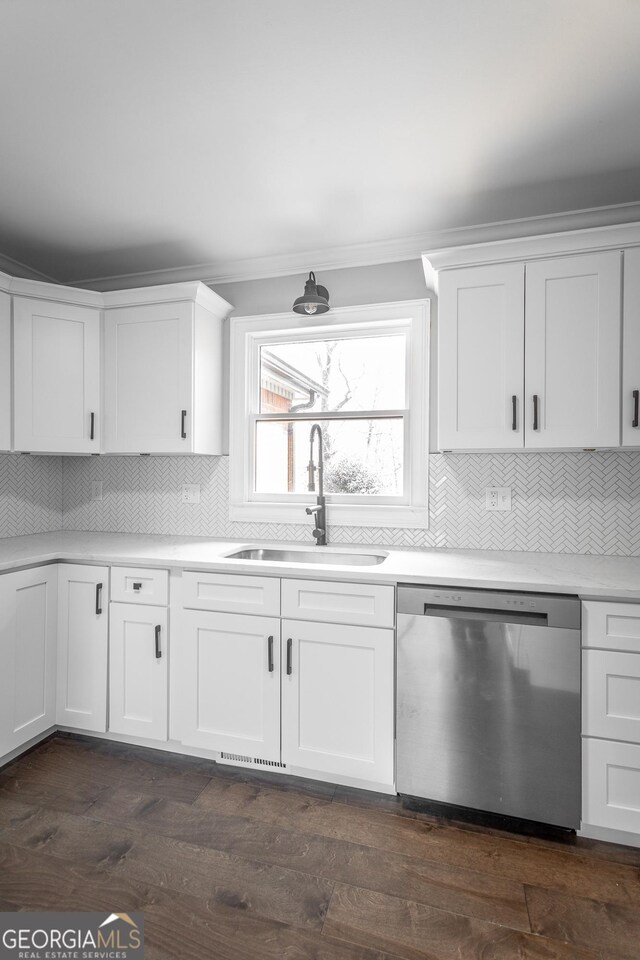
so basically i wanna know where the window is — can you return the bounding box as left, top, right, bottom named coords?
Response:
left=229, top=300, right=429, bottom=528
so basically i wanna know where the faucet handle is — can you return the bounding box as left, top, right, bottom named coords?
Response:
left=312, top=528, right=325, bottom=539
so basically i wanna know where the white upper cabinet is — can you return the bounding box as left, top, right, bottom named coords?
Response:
left=103, top=283, right=231, bottom=454
left=427, top=232, right=626, bottom=452
left=0, top=291, right=10, bottom=451
left=525, top=252, right=621, bottom=449
left=622, top=248, right=640, bottom=448
left=13, top=297, right=101, bottom=453
left=438, top=263, right=524, bottom=450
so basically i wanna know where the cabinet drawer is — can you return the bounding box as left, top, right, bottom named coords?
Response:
left=583, top=649, right=640, bottom=743
left=583, top=601, right=640, bottom=652
left=583, top=737, right=640, bottom=834
left=110, top=566, right=168, bottom=606
left=281, top=578, right=394, bottom=627
left=182, top=571, right=280, bottom=616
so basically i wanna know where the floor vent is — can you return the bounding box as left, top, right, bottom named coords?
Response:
left=220, top=751, right=286, bottom=769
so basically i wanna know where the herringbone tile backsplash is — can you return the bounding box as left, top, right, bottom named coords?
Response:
left=58, top=451, right=640, bottom=556
left=0, top=454, right=62, bottom=537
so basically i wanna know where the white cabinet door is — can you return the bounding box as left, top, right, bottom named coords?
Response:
left=57, top=564, right=109, bottom=732
left=0, top=292, right=10, bottom=451
left=438, top=263, right=525, bottom=450
left=622, top=248, right=640, bottom=447
left=525, top=252, right=621, bottom=449
left=583, top=738, right=640, bottom=835
left=109, top=603, right=168, bottom=741
left=179, top=610, right=281, bottom=760
left=583, top=649, right=640, bottom=743
left=103, top=302, right=193, bottom=453
left=0, top=565, right=57, bottom=758
left=13, top=297, right=101, bottom=453
left=281, top=619, right=394, bottom=786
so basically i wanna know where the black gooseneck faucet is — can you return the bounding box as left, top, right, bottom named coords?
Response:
left=306, top=423, right=327, bottom=545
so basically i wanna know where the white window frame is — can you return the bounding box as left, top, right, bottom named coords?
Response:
left=229, top=299, right=430, bottom=528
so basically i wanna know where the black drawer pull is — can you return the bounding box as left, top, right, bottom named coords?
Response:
left=155, top=624, right=162, bottom=659
left=267, top=635, right=274, bottom=673
left=90, top=411, right=95, bottom=440
left=181, top=409, right=187, bottom=439
left=286, top=637, right=293, bottom=676
left=511, top=395, right=517, bottom=431
left=533, top=394, right=539, bottom=431
left=95, top=582, right=103, bottom=615
left=133, top=582, right=142, bottom=591
left=633, top=390, right=639, bottom=428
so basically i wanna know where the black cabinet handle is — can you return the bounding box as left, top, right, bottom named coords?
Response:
left=533, top=394, right=539, bottom=431
left=286, top=637, right=293, bottom=676
left=133, top=582, right=142, bottom=591
left=95, top=582, right=103, bottom=615
left=633, top=390, right=639, bottom=428
left=155, top=625, right=162, bottom=659
left=267, top=635, right=274, bottom=673
left=181, top=409, right=187, bottom=439
left=90, top=411, right=95, bottom=440
left=511, top=395, right=517, bottom=431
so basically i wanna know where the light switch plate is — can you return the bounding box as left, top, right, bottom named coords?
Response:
left=485, top=487, right=512, bottom=511
left=90, top=480, right=103, bottom=501
left=182, top=484, right=201, bottom=504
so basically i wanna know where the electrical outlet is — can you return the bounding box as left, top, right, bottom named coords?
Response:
left=485, top=487, right=512, bottom=511
left=182, top=483, right=201, bottom=504
left=90, top=480, right=103, bottom=501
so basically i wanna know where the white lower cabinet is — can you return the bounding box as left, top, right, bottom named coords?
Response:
left=57, top=564, right=109, bottom=732
left=582, top=599, right=640, bottom=843
left=583, top=738, right=640, bottom=835
left=281, top=618, right=394, bottom=785
left=109, top=602, right=168, bottom=741
left=179, top=610, right=281, bottom=760
left=176, top=573, right=396, bottom=789
left=0, top=565, right=57, bottom=759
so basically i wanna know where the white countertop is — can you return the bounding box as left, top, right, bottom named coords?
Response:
left=0, top=531, right=639, bottom=600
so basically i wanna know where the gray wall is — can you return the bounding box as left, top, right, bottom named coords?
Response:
left=212, top=259, right=429, bottom=316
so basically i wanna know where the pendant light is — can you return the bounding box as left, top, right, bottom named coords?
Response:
left=292, top=271, right=330, bottom=315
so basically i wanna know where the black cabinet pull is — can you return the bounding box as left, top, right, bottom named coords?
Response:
left=181, top=409, right=187, bottom=439
left=286, top=637, right=293, bottom=676
left=511, top=395, right=517, bottom=431
left=133, top=582, right=142, bottom=591
left=95, top=582, right=103, bottom=615
left=633, top=390, right=639, bottom=428
left=155, top=625, right=162, bottom=659
left=90, top=411, right=95, bottom=440
left=267, top=635, right=274, bottom=673
left=533, top=394, right=539, bottom=431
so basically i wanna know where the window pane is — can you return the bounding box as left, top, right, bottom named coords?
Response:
left=255, top=418, right=404, bottom=497
left=260, top=334, right=406, bottom=413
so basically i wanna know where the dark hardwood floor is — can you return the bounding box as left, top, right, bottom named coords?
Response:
left=0, top=734, right=639, bottom=959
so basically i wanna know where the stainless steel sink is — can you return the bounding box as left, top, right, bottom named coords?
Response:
left=225, top=548, right=387, bottom=566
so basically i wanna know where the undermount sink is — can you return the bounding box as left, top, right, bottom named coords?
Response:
left=225, top=548, right=387, bottom=566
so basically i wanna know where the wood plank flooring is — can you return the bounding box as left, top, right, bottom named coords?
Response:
left=0, top=734, right=639, bottom=959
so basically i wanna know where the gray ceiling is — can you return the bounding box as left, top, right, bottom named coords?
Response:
left=1, top=0, right=640, bottom=287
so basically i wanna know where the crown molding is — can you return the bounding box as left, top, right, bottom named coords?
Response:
left=422, top=219, right=640, bottom=286
left=61, top=200, right=640, bottom=291
left=0, top=250, right=56, bottom=285
left=102, top=281, right=232, bottom=315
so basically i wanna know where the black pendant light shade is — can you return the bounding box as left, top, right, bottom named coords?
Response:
left=292, top=271, right=330, bottom=315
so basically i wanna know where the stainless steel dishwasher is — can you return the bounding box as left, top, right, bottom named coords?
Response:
left=396, top=585, right=581, bottom=829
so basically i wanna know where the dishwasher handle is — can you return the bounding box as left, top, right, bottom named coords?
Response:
left=423, top=604, right=548, bottom=626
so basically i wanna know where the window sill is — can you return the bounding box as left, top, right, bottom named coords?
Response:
left=229, top=501, right=429, bottom=529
